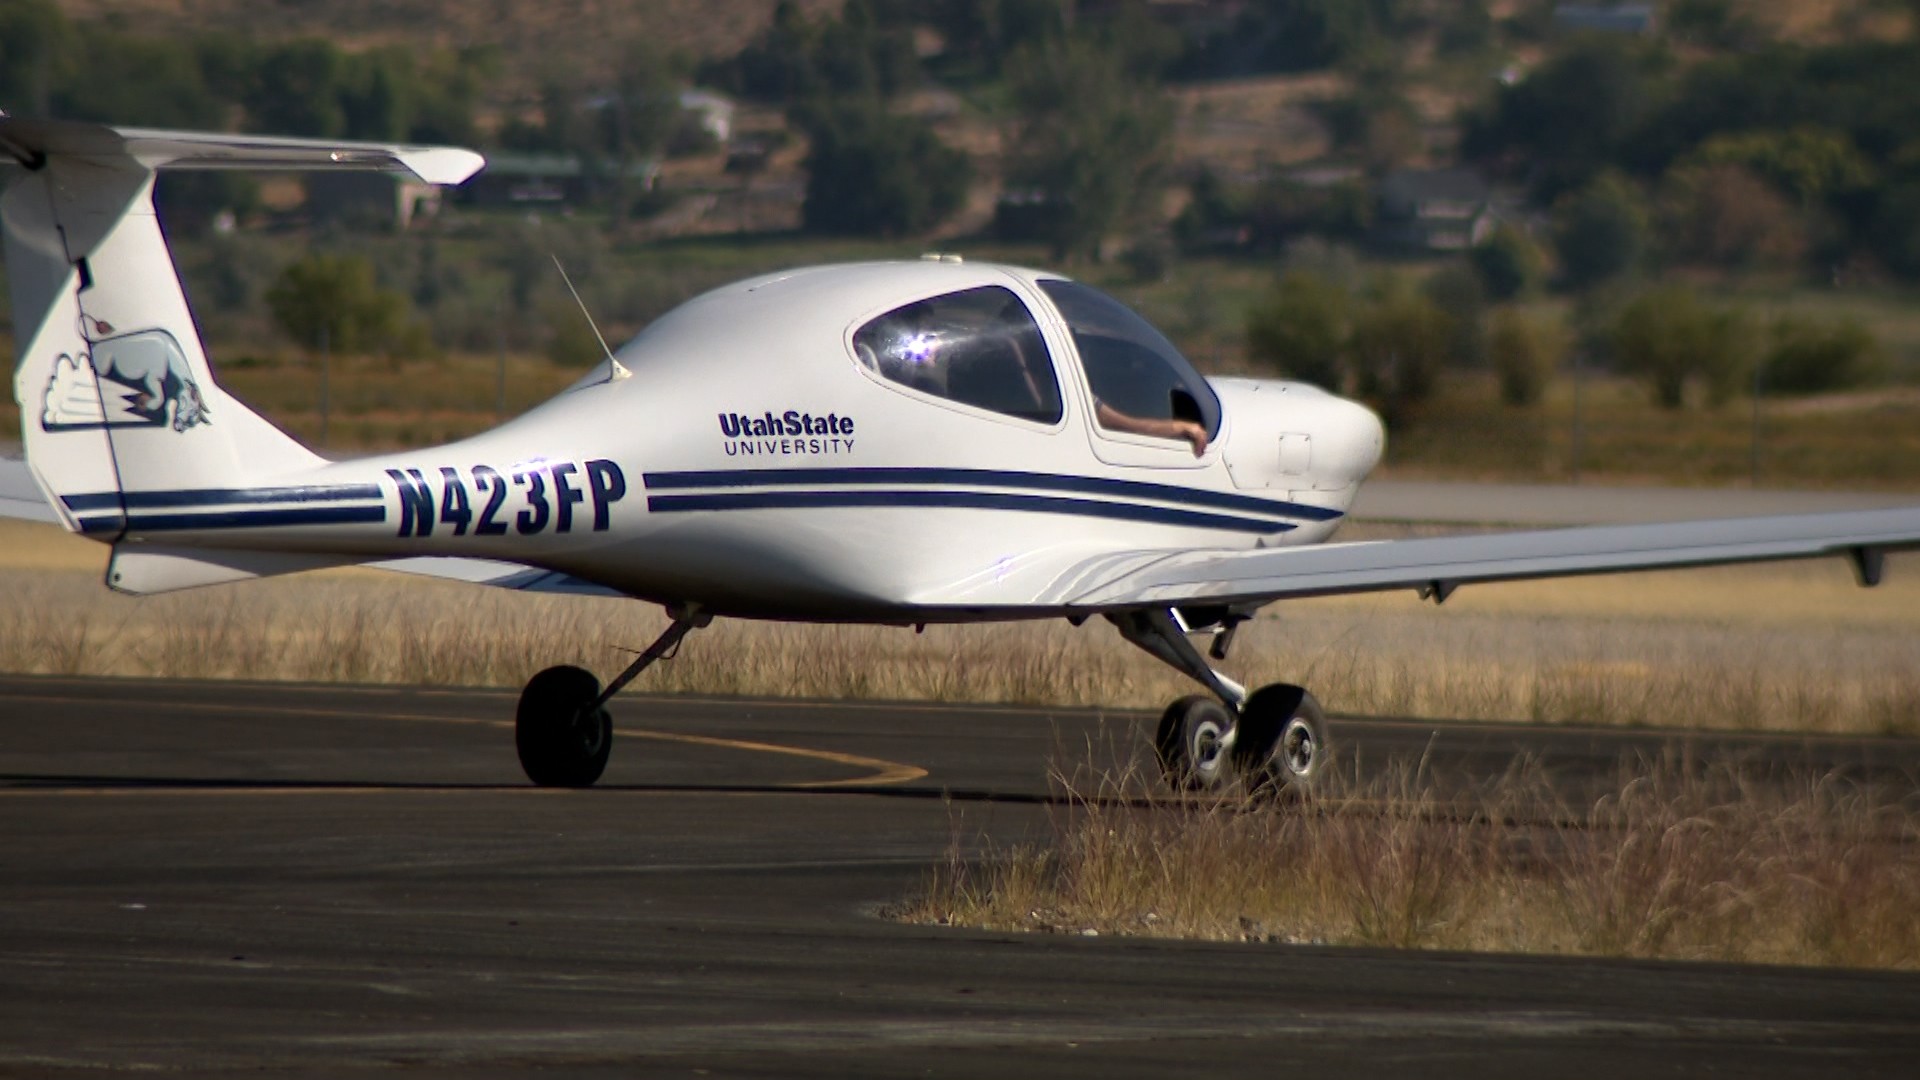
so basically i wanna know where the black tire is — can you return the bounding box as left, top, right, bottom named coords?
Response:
left=1238, top=683, right=1330, bottom=795
left=516, top=664, right=612, bottom=787
left=1155, top=695, right=1235, bottom=792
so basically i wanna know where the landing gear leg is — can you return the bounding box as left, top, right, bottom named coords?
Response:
left=516, top=605, right=709, bottom=787
left=1110, top=608, right=1330, bottom=795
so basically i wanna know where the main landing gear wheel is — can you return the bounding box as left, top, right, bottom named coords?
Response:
left=1237, top=683, right=1329, bottom=797
left=516, top=665, right=613, bottom=788
left=1156, top=695, right=1235, bottom=791
left=1107, top=608, right=1332, bottom=797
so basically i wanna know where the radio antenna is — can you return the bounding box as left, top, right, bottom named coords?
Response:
left=551, top=255, right=630, bottom=381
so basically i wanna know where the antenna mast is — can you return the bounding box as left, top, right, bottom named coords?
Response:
left=551, top=255, right=630, bottom=381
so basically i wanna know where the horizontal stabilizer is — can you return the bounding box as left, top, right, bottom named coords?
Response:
left=107, top=545, right=361, bottom=594
left=0, top=116, right=484, bottom=185
left=369, top=557, right=626, bottom=597
left=0, top=452, right=58, bottom=524
left=101, top=546, right=622, bottom=597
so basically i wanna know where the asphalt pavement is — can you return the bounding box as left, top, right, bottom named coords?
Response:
left=1, top=674, right=1916, bottom=1077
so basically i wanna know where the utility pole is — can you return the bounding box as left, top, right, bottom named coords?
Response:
left=318, top=322, right=330, bottom=448
left=1570, top=351, right=1584, bottom=485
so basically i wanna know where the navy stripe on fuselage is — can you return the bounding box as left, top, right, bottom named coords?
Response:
left=73, top=505, right=386, bottom=534
left=643, top=467, right=1342, bottom=523
left=646, top=489, right=1295, bottom=535
left=61, top=483, right=383, bottom=513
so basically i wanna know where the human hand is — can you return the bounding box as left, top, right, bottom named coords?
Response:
left=1174, top=420, right=1208, bottom=457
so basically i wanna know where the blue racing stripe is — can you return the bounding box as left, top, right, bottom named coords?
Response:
left=646, top=489, right=1295, bottom=535
left=643, top=467, right=1341, bottom=523
left=89, top=505, right=390, bottom=532
left=61, top=483, right=383, bottom=512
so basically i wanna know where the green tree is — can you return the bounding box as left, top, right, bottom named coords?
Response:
left=1245, top=270, right=1352, bottom=389
left=1421, top=263, right=1487, bottom=368
left=1001, top=35, right=1174, bottom=261
left=265, top=253, right=427, bottom=358
left=49, top=28, right=223, bottom=128
left=1554, top=173, right=1649, bottom=291
left=0, top=0, right=72, bottom=116
left=1350, top=285, right=1452, bottom=422
left=1609, top=286, right=1751, bottom=408
left=809, top=0, right=922, bottom=100
left=1487, top=308, right=1563, bottom=407
left=1869, top=182, right=1920, bottom=280
left=248, top=40, right=348, bottom=137
left=1763, top=316, right=1884, bottom=396
left=1465, top=35, right=1666, bottom=199
left=1656, top=162, right=1807, bottom=270
left=800, top=100, right=970, bottom=236
left=1689, top=127, right=1875, bottom=209
left=1184, top=0, right=1407, bottom=76
left=929, top=0, right=1068, bottom=75
left=591, top=46, right=683, bottom=228
left=1470, top=225, right=1546, bottom=301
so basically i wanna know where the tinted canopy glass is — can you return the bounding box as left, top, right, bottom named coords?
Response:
left=852, top=285, right=1062, bottom=424
left=1038, top=279, right=1221, bottom=440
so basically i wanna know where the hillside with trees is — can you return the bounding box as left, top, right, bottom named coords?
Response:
left=6, top=0, right=1920, bottom=486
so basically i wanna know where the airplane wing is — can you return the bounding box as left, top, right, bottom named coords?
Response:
left=1064, top=507, right=1920, bottom=609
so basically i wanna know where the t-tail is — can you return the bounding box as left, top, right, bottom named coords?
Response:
left=2, top=116, right=482, bottom=592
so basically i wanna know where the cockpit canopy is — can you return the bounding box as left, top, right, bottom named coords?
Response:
left=1037, top=279, right=1222, bottom=440
left=851, top=277, right=1221, bottom=438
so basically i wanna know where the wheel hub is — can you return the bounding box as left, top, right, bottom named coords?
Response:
left=1279, top=717, right=1316, bottom=776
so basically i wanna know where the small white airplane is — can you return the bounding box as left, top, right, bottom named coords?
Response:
left=5, top=118, right=1919, bottom=792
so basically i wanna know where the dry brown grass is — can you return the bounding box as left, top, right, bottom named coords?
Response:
left=901, top=755, right=1920, bottom=970
left=2, top=520, right=1917, bottom=736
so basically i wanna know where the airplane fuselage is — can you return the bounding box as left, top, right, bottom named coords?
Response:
left=80, top=262, right=1386, bottom=619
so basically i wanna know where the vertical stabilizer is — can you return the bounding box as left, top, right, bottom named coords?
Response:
left=1, top=117, right=483, bottom=538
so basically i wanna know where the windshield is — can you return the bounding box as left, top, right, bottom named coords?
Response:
left=1037, top=279, right=1221, bottom=440
left=852, top=285, right=1062, bottom=424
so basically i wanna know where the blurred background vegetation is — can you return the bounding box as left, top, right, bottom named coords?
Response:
left=5, top=0, right=1920, bottom=487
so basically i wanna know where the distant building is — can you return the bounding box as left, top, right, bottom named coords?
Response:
left=304, top=172, right=444, bottom=231
left=458, top=153, right=660, bottom=209
left=677, top=90, right=735, bottom=145
left=1373, top=168, right=1496, bottom=252
left=1554, top=3, right=1658, bottom=35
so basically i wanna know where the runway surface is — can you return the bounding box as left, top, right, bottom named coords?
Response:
left=2, top=674, right=1917, bottom=1077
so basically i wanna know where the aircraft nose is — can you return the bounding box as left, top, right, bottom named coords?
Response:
left=1328, top=396, right=1386, bottom=484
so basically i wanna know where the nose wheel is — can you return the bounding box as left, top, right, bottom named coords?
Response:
left=1156, top=684, right=1329, bottom=795
left=1115, top=608, right=1332, bottom=796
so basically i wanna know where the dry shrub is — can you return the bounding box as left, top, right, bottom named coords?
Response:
left=904, top=754, right=1920, bottom=970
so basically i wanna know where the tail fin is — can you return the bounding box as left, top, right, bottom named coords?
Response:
left=2, top=117, right=482, bottom=538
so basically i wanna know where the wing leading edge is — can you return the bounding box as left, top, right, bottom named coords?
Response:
left=1065, top=507, right=1920, bottom=610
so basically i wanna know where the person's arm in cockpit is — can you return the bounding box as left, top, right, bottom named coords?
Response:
left=1094, top=400, right=1208, bottom=457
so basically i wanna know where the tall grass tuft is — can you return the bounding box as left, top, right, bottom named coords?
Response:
left=901, top=755, right=1920, bottom=970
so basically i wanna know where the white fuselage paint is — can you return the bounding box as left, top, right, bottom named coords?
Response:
left=103, top=262, right=1386, bottom=620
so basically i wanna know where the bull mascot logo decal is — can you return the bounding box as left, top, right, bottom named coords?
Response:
left=41, top=329, right=211, bottom=433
